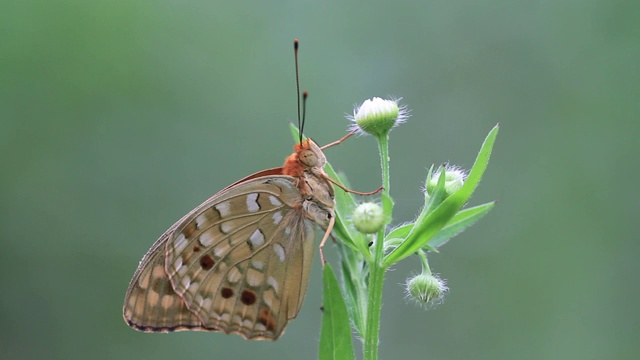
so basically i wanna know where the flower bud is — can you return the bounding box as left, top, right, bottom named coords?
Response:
left=426, top=165, right=467, bottom=197
left=352, top=202, right=384, bottom=234
left=405, top=273, right=447, bottom=306
left=348, top=97, right=408, bottom=137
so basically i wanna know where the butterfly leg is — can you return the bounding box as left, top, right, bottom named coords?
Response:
left=318, top=215, right=336, bottom=265
left=324, top=176, right=384, bottom=196
left=319, top=131, right=384, bottom=195
left=320, top=131, right=356, bottom=150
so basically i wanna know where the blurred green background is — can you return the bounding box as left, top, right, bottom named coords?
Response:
left=2, top=0, right=638, bottom=359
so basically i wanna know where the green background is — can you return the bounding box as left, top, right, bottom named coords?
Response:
left=2, top=1, right=638, bottom=359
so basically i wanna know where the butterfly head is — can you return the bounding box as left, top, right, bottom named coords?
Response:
left=297, top=138, right=326, bottom=168
left=282, top=138, right=327, bottom=177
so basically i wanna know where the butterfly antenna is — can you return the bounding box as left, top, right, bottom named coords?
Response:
left=302, top=90, right=308, bottom=141
left=294, top=39, right=303, bottom=144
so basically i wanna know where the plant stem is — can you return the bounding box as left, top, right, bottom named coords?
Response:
left=378, top=134, right=392, bottom=216
left=364, top=134, right=391, bottom=360
left=364, top=238, right=385, bottom=360
left=417, top=249, right=432, bottom=275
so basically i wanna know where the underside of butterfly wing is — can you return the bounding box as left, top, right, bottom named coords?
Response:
left=123, top=176, right=320, bottom=340
left=165, top=176, right=316, bottom=340
left=123, top=232, right=213, bottom=332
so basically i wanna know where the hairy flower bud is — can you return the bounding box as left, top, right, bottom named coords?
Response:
left=352, top=202, right=385, bottom=234
left=406, top=273, right=448, bottom=306
left=348, top=97, right=408, bottom=137
left=426, top=165, right=467, bottom=197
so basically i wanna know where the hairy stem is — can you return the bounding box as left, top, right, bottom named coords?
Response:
left=363, top=134, right=391, bottom=360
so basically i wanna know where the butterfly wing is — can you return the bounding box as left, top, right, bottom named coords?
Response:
left=123, top=176, right=316, bottom=340
left=122, top=232, right=214, bottom=331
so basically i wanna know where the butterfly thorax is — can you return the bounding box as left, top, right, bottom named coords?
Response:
left=300, top=172, right=335, bottom=225
left=281, top=139, right=335, bottom=225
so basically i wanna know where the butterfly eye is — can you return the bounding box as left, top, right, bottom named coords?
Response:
left=299, top=150, right=318, bottom=167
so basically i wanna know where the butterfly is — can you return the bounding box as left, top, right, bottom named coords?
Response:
left=122, top=40, right=378, bottom=340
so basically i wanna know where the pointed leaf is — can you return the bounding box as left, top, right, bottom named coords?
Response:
left=337, top=243, right=367, bottom=336
left=427, top=202, right=495, bottom=248
left=320, top=264, right=356, bottom=360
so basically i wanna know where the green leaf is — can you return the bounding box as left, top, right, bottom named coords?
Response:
left=289, top=122, right=304, bottom=142
left=381, top=192, right=394, bottom=224
left=423, top=166, right=448, bottom=214
left=320, top=264, right=356, bottom=360
left=384, top=124, right=499, bottom=266
left=385, top=225, right=412, bottom=241
left=337, top=243, right=367, bottom=337
left=385, top=202, right=494, bottom=249
left=427, top=201, right=495, bottom=248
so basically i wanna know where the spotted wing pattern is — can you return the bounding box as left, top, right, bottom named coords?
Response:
left=123, top=176, right=316, bottom=340
left=123, top=233, right=212, bottom=332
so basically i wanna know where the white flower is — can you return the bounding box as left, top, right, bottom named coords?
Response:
left=348, top=97, right=409, bottom=136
